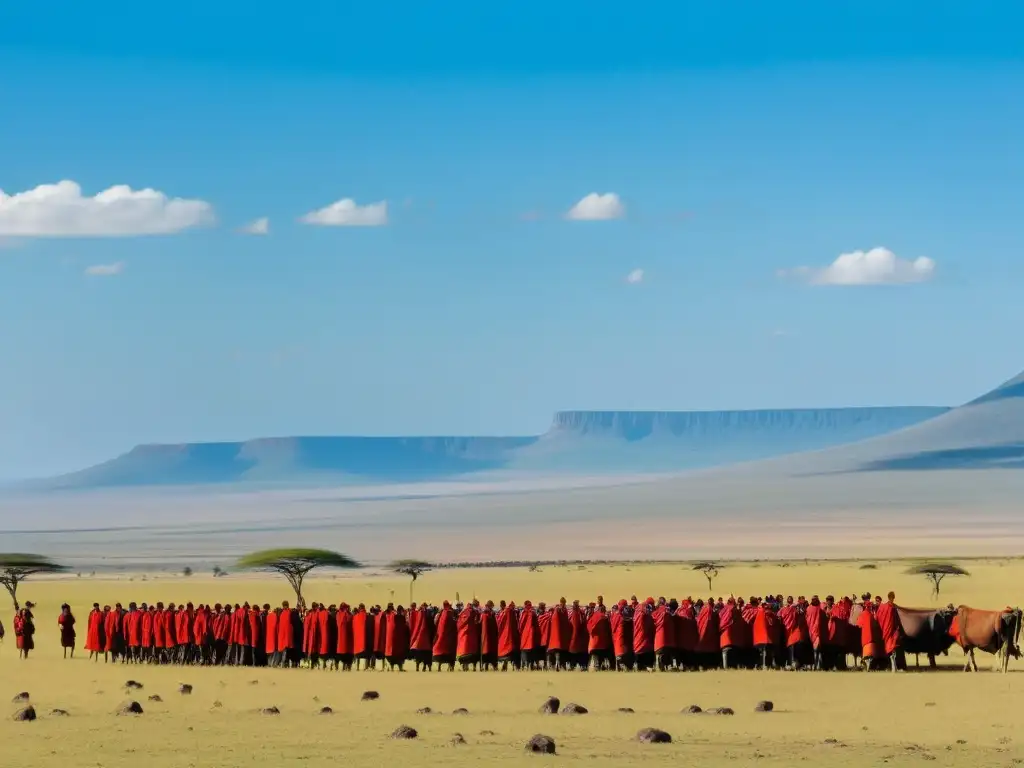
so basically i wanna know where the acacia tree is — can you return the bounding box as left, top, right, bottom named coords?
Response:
left=0, top=553, right=68, bottom=611
left=693, top=561, right=722, bottom=592
left=236, top=549, right=360, bottom=610
left=906, top=562, right=970, bottom=599
left=389, top=559, right=432, bottom=602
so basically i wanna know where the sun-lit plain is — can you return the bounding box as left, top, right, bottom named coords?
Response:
left=2, top=560, right=1022, bottom=767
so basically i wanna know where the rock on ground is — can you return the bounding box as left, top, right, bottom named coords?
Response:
left=11, top=692, right=29, bottom=704
left=525, top=734, right=556, bottom=754
left=148, top=695, right=163, bottom=702
left=452, top=707, right=470, bottom=715
left=391, top=725, right=418, bottom=739
left=261, top=707, right=280, bottom=715
left=682, top=705, right=703, bottom=714
left=178, top=684, right=193, bottom=695
left=449, top=733, right=467, bottom=746
left=125, top=680, right=143, bottom=690
left=12, top=706, right=36, bottom=722
left=117, top=701, right=144, bottom=716
left=560, top=703, right=588, bottom=715
left=50, top=709, right=70, bottom=717
left=636, top=728, right=672, bottom=744
left=538, top=696, right=560, bottom=715
left=707, top=707, right=735, bottom=715
left=319, top=706, right=333, bottom=715
left=362, top=691, right=380, bottom=701
left=416, top=707, right=433, bottom=714
left=618, top=707, right=635, bottom=713
left=755, top=700, right=774, bottom=712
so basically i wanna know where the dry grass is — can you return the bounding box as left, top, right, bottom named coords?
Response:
left=2, top=560, right=1022, bottom=768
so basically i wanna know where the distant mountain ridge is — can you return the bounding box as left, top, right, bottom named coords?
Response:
left=28, top=406, right=951, bottom=490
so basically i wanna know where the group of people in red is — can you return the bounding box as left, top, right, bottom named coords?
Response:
left=33, top=590, right=910, bottom=672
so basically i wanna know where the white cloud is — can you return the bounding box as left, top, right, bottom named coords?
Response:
left=626, top=268, right=644, bottom=284
left=300, top=198, right=388, bottom=227
left=239, top=217, right=269, bottom=235
left=84, top=261, right=124, bottom=276
left=566, top=192, right=625, bottom=221
left=787, top=247, right=936, bottom=286
left=0, top=180, right=214, bottom=237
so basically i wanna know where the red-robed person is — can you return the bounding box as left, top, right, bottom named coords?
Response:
left=140, top=604, right=154, bottom=662
left=265, top=606, right=280, bottom=667
left=496, top=600, right=520, bottom=671
left=875, top=592, right=903, bottom=671
left=85, top=603, right=103, bottom=661
left=479, top=601, right=499, bottom=670
left=277, top=601, right=296, bottom=668
left=335, top=602, right=354, bottom=670
left=161, top=603, right=177, bottom=663
left=610, top=600, right=633, bottom=670
left=586, top=602, right=613, bottom=670
left=153, top=602, right=166, bottom=660
left=352, top=604, right=373, bottom=670
left=537, top=603, right=551, bottom=667
left=696, top=598, right=720, bottom=667
left=191, top=605, right=210, bottom=664
left=856, top=593, right=883, bottom=670
left=302, top=603, right=319, bottom=666
left=674, top=598, right=698, bottom=670
left=457, top=601, right=481, bottom=670
left=652, top=597, right=676, bottom=671
left=752, top=598, right=777, bottom=669
left=176, top=603, right=194, bottom=664
left=103, top=605, right=119, bottom=662
left=432, top=600, right=457, bottom=670
left=385, top=605, right=410, bottom=670
left=249, top=603, right=264, bottom=666
left=374, top=606, right=390, bottom=668
left=518, top=600, right=540, bottom=670
left=718, top=597, right=744, bottom=669
left=633, top=598, right=655, bottom=670
left=123, top=602, right=141, bottom=662
left=408, top=602, right=434, bottom=671
left=58, top=603, right=77, bottom=659
left=804, top=595, right=828, bottom=669
left=568, top=600, right=589, bottom=670
left=778, top=596, right=809, bottom=669
left=827, top=595, right=853, bottom=669
left=317, top=604, right=332, bottom=668
left=546, top=599, right=571, bottom=670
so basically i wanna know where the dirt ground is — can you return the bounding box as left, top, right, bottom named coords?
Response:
left=2, top=560, right=1021, bottom=768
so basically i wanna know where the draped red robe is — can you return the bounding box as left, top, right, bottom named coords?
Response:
left=497, top=604, right=520, bottom=658
left=317, top=608, right=331, bottom=656
left=674, top=602, right=698, bottom=652
left=335, top=607, right=353, bottom=655
left=547, top=606, right=570, bottom=652
left=480, top=608, right=499, bottom=657
left=352, top=609, right=369, bottom=656
left=125, top=610, right=142, bottom=648
left=248, top=609, right=262, bottom=650
left=277, top=608, right=295, bottom=650
left=696, top=602, right=720, bottom=652
left=374, top=611, right=388, bottom=656
left=265, top=610, right=279, bottom=654
left=875, top=601, right=902, bottom=655
left=518, top=605, right=539, bottom=652
left=141, top=610, right=154, bottom=648
left=586, top=610, right=612, bottom=652
left=632, top=607, right=654, bottom=654
left=610, top=610, right=632, bottom=657
left=805, top=603, right=827, bottom=649
left=538, top=611, right=551, bottom=648
left=432, top=606, right=457, bottom=657
left=568, top=608, right=589, bottom=655
left=652, top=605, right=676, bottom=652
left=456, top=606, right=481, bottom=657
left=385, top=611, right=409, bottom=661
left=718, top=603, right=741, bottom=649
left=86, top=609, right=103, bottom=651
left=779, top=604, right=808, bottom=647
left=753, top=604, right=776, bottom=647
left=408, top=607, right=433, bottom=653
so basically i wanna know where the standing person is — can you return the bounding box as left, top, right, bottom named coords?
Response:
left=875, top=592, right=904, bottom=672
left=16, top=603, right=36, bottom=659
left=58, top=603, right=77, bottom=659
left=85, top=603, right=104, bottom=662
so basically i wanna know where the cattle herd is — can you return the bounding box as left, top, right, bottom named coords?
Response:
left=7, top=592, right=1021, bottom=673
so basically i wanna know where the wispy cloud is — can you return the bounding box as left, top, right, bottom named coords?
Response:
left=566, top=192, right=625, bottom=221
left=301, top=198, right=388, bottom=227
left=84, top=261, right=125, bottom=277
left=625, top=268, right=644, bottom=284
left=0, top=180, right=214, bottom=237
left=239, top=217, right=269, bottom=235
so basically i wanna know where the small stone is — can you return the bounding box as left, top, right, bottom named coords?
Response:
left=636, top=728, right=672, bottom=744
left=479, top=730, right=496, bottom=736
left=754, top=700, right=774, bottom=712
left=525, top=734, right=556, bottom=754
left=452, top=707, right=469, bottom=715
left=50, top=709, right=70, bottom=717
left=391, top=725, right=418, bottom=739
left=261, top=706, right=280, bottom=715
left=117, top=701, right=144, bottom=716
left=682, top=705, right=703, bottom=714
left=124, top=680, right=144, bottom=690
left=319, top=706, right=333, bottom=715
left=560, top=703, right=588, bottom=715
left=178, top=684, right=193, bottom=695
left=362, top=691, right=380, bottom=701
left=708, top=707, right=735, bottom=715
left=249, top=680, right=259, bottom=685
left=12, top=706, right=36, bottom=722
left=147, top=695, right=163, bottom=702
left=449, top=733, right=467, bottom=745
left=618, top=707, right=635, bottom=713
left=211, top=700, right=223, bottom=709
left=538, top=696, right=560, bottom=715
left=11, top=692, right=30, bottom=704
left=416, top=707, right=433, bottom=715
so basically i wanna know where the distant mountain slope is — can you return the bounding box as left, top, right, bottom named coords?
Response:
left=27, top=405, right=950, bottom=490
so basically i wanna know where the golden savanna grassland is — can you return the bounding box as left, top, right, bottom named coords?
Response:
left=1, top=559, right=1022, bottom=768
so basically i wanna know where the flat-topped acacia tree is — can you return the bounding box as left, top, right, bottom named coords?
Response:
left=236, top=549, right=360, bottom=610
left=693, top=561, right=722, bottom=592
left=0, top=553, right=68, bottom=611
left=906, top=562, right=970, bottom=599
left=389, top=559, right=433, bottom=602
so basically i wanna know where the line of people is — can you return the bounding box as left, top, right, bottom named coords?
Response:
left=39, top=591, right=913, bottom=672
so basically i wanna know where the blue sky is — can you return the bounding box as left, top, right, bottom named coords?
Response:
left=1, top=2, right=1023, bottom=478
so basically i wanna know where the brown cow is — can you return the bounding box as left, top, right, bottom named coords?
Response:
left=954, top=605, right=1022, bottom=673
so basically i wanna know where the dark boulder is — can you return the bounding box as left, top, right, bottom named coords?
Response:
left=538, top=696, right=560, bottom=715
left=754, top=700, right=774, bottom=712
left=125, top=680, right=143, bottom=690
left=12, top=706, right=36, bottom=722
left=319, top=706, right=333, bottom=715
left=148, top=695, right=163, bottom=702
left=178, top=684, right=193, bottom=695
left=117, top=701, right=144, bottom=715
left=391, top=725, right=418, bottom=739
left=362, top=691, right=380, bottom=701
left=11, top=692, right=29, bottom=704
left=261, top=706, right=280, bottom=715
left=637, top=728, right=672, bottom=744
left=525, top=734, right=556, bottom=754
left=560, top=703, right=588, bottom=715
left=681, top=704, right=703, bottom=714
